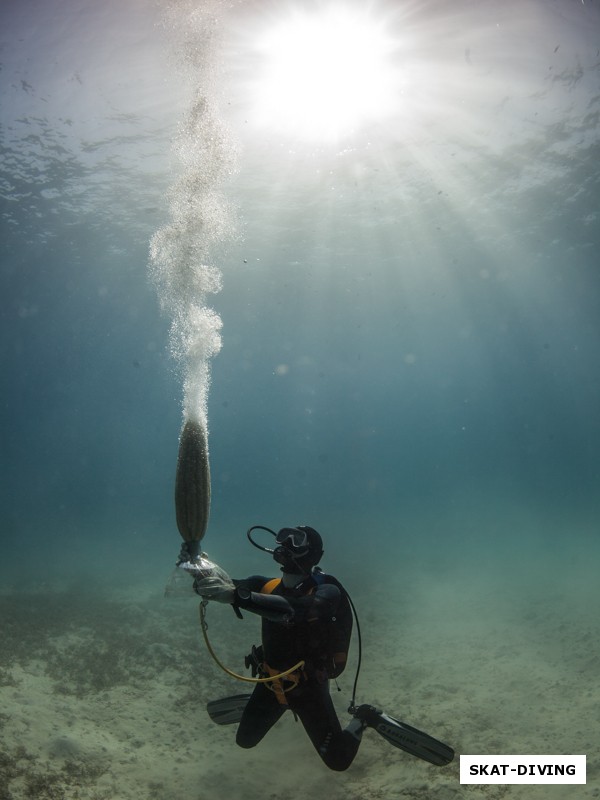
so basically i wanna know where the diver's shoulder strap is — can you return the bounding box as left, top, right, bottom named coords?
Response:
left=312, top=571, right=326, bottom=586
left=261, top=578, right=282, bottom=594
left=312, top=571, right=347, bottom=594
left=262, top=577, right=318, bottom=596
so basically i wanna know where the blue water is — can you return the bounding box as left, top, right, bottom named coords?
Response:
left=1, top=0, right=599, bottom=796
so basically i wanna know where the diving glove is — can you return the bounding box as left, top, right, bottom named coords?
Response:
left=178, top=554, right=235, bottom=604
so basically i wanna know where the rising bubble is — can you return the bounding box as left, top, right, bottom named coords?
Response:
left=149, top=0, right=236, bottom=431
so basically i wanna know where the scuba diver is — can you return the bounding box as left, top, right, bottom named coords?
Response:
left=177, top=525, right=454, bottom=772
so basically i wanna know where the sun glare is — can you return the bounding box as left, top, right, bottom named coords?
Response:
left=251, top=6, right=398, bottom=142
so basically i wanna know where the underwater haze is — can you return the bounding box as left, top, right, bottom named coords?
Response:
left=1, top=1, right=599, bottom=798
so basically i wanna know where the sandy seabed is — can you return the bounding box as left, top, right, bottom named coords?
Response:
left=1, top=557, right=598, bottom=800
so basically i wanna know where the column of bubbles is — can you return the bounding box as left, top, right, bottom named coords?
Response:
left=149, top=0, right=236, bottom=432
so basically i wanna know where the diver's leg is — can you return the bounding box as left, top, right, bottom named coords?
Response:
left=236, top=683, right=285, bottom=749
left=291, top=682, right=361, bottom=772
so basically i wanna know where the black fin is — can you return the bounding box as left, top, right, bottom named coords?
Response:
left=206, top=694, right=252, bottom=725
left=373, top=713, right=454, bottom=766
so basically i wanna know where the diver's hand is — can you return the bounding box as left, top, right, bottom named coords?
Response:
left=177, top=554, right=235, bottom=603
left=193, top=576, right=235, bottom=604
left=165, top=551, right=228, bottom=601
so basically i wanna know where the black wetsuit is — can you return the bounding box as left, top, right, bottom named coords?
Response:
left=232, top=572, right=360, bottom=772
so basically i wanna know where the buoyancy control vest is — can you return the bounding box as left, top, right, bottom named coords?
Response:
left=261, top=571, right=353, bottom=679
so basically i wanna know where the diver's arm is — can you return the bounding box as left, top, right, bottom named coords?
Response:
left=234, top=586, right=294, bottom=623
left=290, top=583, right=341, bottom=622
left=232, top=581, right=341, bottom=624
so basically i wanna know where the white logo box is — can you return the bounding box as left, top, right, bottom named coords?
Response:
left=460, top=755, right=586, bottom=784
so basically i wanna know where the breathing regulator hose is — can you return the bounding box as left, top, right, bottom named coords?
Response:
left=199, top=601, right=305, bottom=687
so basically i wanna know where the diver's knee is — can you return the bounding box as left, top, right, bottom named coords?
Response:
left=318, top=732, right=359, bottom=771
left=320, top=753, right=352, bottom=772
left=235, top=732, right=258, bottom=749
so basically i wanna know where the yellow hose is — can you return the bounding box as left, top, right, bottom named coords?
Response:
left=199, top=601, right=304, bottom=685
